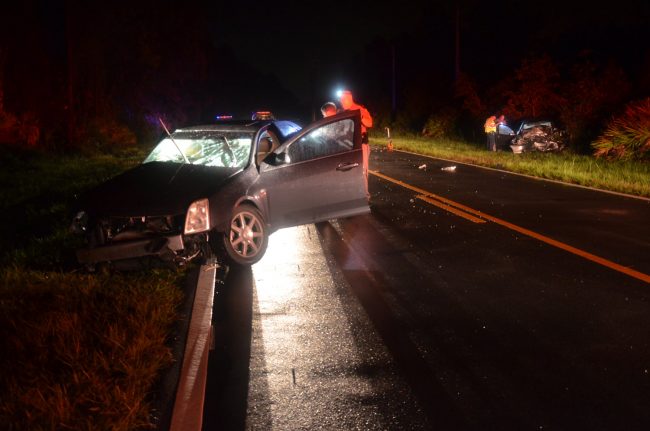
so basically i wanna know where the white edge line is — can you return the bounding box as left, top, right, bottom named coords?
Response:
left=376, top=146, right=650, bottom=202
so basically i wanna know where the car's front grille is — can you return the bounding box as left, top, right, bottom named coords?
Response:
left=99, top=215, right=181, bottom=242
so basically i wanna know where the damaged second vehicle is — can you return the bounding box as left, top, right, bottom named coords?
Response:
left=508, top=120, right=567, bottom=154
left=71, top=110, right=369, bottom=269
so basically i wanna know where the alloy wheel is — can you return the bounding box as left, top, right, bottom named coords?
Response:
left=229, top=210, right=264, bottom=258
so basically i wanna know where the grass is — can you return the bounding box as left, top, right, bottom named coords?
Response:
left=0, top=146, right=186, bottom=430
left=0, top=269, right=183, bottom=430
left=0, top=146, right=147, bottom=268
left=372, top=135, right=650, bottom=198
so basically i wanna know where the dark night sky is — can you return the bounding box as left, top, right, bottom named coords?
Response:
left=211, top=0, right=423, bottom=99
left=3, top=0, right=649, bottom=128
left=209, top=0, right=649, bottom=103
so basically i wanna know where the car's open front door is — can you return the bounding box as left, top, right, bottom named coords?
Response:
left=259, top=110, right=369, bottom=229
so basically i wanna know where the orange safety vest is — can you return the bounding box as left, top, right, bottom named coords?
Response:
left=346, top=104, right=373, bottom=135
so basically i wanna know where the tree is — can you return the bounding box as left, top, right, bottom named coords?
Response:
left=559, top=54, right=630, bottom=151
left=504, top=54, right=565, bottom=119
left=454, top=72, right=484, bottom=119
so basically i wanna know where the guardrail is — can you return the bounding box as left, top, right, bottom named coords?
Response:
left=169, top=259, right=218, bottom=431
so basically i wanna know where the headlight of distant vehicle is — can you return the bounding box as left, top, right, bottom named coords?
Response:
left=184, top=199, right=210, bottom=234
left=70, top=211, right=88, bottom=234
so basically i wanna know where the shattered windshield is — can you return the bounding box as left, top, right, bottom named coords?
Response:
left=144, top=131, right=254, bottom=168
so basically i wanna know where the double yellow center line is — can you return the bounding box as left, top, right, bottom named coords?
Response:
left=370, top=170, right=650, bottom=284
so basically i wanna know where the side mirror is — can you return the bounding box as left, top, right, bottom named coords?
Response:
left=261, top=151, right=288, bottom=170
left=274, top=152, right=288, bottom=165
left=268, top=152, right=289, bottom=166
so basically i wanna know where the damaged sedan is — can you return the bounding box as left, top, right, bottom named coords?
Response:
left=71, top=110, right=369, bottom=269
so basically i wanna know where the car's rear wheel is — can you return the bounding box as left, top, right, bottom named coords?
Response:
left=222, top=204, right=268, bottom=266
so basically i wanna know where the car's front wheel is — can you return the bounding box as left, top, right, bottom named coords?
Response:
left=222, top=204, right=268, bottom=265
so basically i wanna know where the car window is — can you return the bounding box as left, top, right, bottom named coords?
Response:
left=287, top=119, right=354, bottom=164
left=272, top=121, right=302, bottom=139
left=144, top=132, right=254, bottom=168
left=497, top=124, right=514, bottom=135
left=256, top=131, right=281, bottom=165
left=521, top=121, right=552, bottom=131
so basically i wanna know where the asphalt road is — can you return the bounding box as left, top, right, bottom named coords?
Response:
left=203, top=148, right=650, bottom=430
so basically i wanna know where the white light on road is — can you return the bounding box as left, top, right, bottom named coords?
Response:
left=252, top=226, right=305, bottom=310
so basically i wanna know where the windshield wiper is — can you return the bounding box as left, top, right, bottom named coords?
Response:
left=159, top=118, right=189, bottom=164
left=222, top=136, right=238, bottom=166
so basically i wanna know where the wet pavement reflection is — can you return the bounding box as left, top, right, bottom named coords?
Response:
left=245, top=225, right=429, bottom=430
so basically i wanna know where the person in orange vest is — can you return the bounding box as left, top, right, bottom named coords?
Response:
left=484, top=115, right=497, bottom=151
left=339, top=90, right=373, bottom=200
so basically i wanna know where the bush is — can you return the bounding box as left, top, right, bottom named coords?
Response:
left=592, top=98, right=650, bottom=161
left=77, top=117, right=138, bottom=154
left=0, top=111, right=20, bottom=145
left=18, top=112, right=41, bottom=147
left=421, top=109, right=459, bottom=139
left=0, top=111, right=40, bottom=147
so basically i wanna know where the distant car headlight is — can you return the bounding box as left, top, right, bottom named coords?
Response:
left=184, top=199, right=210, bottom=234
left=70, top=211, right=88, bottom=234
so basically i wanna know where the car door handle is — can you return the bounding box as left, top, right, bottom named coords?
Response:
left=336, top=162, right=359, bottom=171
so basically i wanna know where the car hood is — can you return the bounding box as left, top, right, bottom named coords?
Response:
left=80, top=161, right=240, bottom=217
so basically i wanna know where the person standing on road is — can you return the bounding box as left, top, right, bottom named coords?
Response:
left=320, top=101, right=338, bottom=118
left=494, top=114, right=507, bottom=151
left=484, top=115, right=497, bottom=151
left=339, top=90, right=373, bottom=200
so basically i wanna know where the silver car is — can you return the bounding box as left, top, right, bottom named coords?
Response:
left=72, top=110, right=369, bottom=269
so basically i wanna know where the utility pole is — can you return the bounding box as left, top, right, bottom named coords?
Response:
left=455, top=4, right=460, bottom=83
left=0, top=47, right=5, bottom=113
left=65, top=0, right=76, bottom=147
left=310, top=58, right=317, bottom=122
left=391, top=43, right=396, bottom=120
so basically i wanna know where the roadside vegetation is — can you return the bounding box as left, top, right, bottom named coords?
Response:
left=371, top=135, right=650, bottom=198
left=367, top=53, right=650, bottom=199
left=592, top=98, right=650, bottom=161
left=0, top=147, right=185, bottom=430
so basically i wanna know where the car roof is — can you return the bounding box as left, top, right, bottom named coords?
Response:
left=174, top=120, right=272, bottom=133
left=173, top=119, right=302, bottom=140
left=516, top=119, right=554, bottom=131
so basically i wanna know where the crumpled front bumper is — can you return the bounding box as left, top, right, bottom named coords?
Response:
left=76, top=234, right=185, bottom=265
left=510, top=144, right=525, bottom=154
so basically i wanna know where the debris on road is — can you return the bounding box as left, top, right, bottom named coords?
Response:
left=441, top=165, right=457, bottom=172
left=418, top=164, right=427, bottom=170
